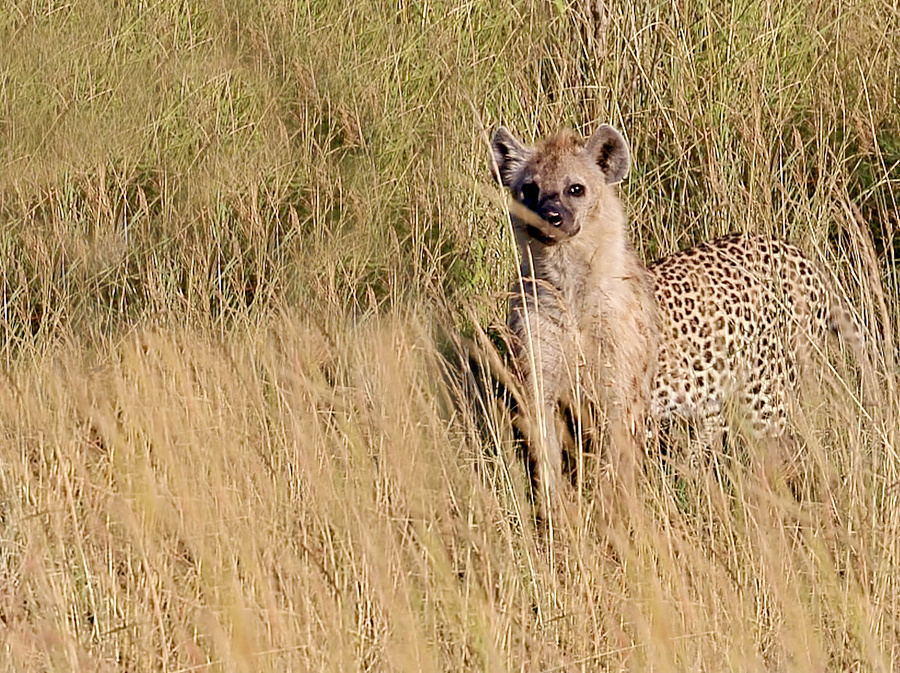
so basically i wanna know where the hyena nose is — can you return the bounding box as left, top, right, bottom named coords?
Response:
left=546, top=211, right=562, bottom=227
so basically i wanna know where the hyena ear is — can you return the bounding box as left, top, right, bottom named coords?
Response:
left=491, top=127, right=530, bottom=187
left=585, top=124, right=630, bottom=184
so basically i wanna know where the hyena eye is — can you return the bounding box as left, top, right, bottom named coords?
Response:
left=567, top=183, right=585, bottom=197
left=520, top=180, right=539, bottom=205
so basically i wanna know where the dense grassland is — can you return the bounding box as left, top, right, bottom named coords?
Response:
left=2, top=0, right=900, bottom=670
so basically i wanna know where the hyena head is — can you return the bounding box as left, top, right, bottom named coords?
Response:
left=491, top=125, right=630, bottom=244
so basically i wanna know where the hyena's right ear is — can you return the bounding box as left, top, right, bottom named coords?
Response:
left=585, top=124, right=630, bottom=184
left=491, top=127, right=530, bottom=187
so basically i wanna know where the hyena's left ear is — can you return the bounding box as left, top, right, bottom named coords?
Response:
left=491, top=127, right=530, bottom=187
left=585, top=124, right=630, bottom=184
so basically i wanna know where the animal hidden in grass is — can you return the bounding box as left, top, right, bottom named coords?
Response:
left=490, top=123, right=866, bottom=519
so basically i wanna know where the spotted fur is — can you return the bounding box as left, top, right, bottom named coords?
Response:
left=491, top=124, right=861, bottom=516
left=648, top=232, right=854, bottom=442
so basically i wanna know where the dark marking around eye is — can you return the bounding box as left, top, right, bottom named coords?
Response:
left=521, top=180, right=539, bottom=205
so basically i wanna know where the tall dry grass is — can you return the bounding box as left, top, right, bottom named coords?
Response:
left=1, top=0, right=900, bottom=670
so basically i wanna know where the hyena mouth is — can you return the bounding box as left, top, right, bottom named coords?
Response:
left=526, top=225, right=558, bottom=245
left=507, top=198, right=565, bottom=243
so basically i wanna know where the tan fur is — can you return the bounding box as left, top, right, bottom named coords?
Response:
left=491, top=125, right=864, bottom=521
left=492, top=126, right=658, bottom=518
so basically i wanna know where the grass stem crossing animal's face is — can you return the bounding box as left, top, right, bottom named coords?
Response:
left=491, top=125, right=630, bottom=244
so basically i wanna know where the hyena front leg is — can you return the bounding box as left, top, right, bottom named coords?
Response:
left=510, top=291, right=573, bottom=520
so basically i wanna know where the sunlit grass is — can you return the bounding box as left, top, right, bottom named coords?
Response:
left=1, top=0, right=899, bottom=670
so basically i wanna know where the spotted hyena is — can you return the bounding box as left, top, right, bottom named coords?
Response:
left=491, top=124, right=862, bottom=517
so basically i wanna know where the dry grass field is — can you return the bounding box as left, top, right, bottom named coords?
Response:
left=2, top=0, right=900, bottom=670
